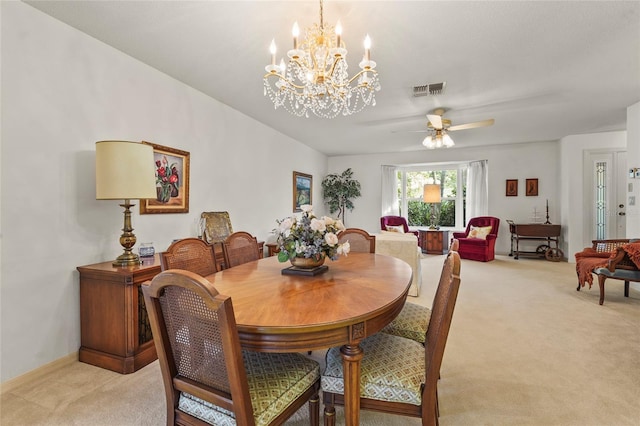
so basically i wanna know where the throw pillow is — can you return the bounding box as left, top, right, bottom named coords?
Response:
left=385, top=225, right=405, bottom=233
left=468, top=225, right=492, bottom=240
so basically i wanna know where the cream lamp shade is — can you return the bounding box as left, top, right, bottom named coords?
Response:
left=423, top=184, right=441, bottom=204
left=95, top=141, right=157, bottom=200
left=95, top=140, right=156, bottom=266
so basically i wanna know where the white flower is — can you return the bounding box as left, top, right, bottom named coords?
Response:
left=324, top=232, right=339, bottom=247
left=310, top=218, right=327, bottom=232
left=337, top=241, right=351, bottom=255
left=322, top=216, right=335, bottom=226
left=274, top=205, right=349, bottom=262
left=279, top=218, right=293, bottom=237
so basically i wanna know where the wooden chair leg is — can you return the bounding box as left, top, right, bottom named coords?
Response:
left=309, top=391, right=320, bottom=426
left=625, top=280, right=630, bottom=297
left=598, top=275, right=606, bottom=305
left=323, top=394, right=336, bottom=426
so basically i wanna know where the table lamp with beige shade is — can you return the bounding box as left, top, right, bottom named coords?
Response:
left=95, top=141, right=156, bottom=266
left=423, top=183, right=441, bottom=230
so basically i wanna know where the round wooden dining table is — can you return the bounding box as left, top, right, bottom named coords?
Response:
left=203, top=252, right=412, bottom=426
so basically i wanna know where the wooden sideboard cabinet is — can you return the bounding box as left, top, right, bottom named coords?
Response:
left=77, top=255, right=161, bottom=374
left=418, top=229, right=450, bottom=255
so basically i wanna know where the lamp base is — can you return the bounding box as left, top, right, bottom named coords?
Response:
left=111, top=199, right=142, bottom=267
left=428, top=225, right=438, bottom=230
left=113, top=252, right=143, bottom=267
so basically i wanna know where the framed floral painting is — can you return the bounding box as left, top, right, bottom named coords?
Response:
left=293, top=171, right=312, bottom=212
left=140, top=141, right=190, bottom=214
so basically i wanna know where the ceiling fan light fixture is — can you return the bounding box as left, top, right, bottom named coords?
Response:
left=422, top=135, right=435, bottom=149
left=443, top=133, right=455, bottom=147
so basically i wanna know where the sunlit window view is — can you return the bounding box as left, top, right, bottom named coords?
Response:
left=397, top=166, right=467, bottom=229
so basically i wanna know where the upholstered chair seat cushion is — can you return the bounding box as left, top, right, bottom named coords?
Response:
left=179, top=350, right=320, bottom=426
left=380, top=302, right=430, bottom=344
left=322, top=333, right=425, bottom=406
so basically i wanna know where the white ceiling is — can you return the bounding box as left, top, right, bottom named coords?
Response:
left=25, top=1, right=640, bottom=156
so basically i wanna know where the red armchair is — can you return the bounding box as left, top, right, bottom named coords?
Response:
left=380, top=216, right=419, bottom=237
left=453, top=216, right=500, bottom=262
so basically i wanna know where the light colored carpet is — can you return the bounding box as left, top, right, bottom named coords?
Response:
left=2, top=255, right=639, bottom=425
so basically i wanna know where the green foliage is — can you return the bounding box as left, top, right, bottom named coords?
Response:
left=321, top=168, right=361, bottom=224
left=407, top=200, right=456, bottom=227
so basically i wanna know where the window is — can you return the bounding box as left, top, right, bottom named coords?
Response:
left=396, top=164, right=468, bottom=229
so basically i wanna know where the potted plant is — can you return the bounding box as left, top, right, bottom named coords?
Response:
left=321, top=168, right=361, bottom=225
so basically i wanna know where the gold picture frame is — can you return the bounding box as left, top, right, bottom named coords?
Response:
left=140, top=141, right=190, bottom=214
left=293, top=171, right=312, bottom=212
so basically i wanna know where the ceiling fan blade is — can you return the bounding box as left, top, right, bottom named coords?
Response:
left=448, top=118, right=495, bottom=131
left=391, top=129, right=430, bottom=133
left=426, top=114, right=443, bottom=130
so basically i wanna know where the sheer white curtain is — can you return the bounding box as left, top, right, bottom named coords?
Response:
left=380, top=165, right=399, bottom=216
left=466, top=160, right=488, bottom=220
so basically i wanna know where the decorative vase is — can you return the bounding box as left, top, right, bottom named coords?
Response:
left=290, top=255, right=326, bottom=269
left=157, top=185, right=171, bottom=203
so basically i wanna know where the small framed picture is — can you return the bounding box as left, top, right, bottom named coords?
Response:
left=526, top=178, right=539, bottom=196
left=293, top=171, right=312, bottom=212
left=506, top=179, right=518, bottom=197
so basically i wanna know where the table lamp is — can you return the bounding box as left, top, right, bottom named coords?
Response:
left=423, top=184, right=441, bottom=229
left=95, top=141, right=157, bottom=266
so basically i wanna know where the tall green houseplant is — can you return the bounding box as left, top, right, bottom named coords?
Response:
left=321, top=168, right=361, bottom=225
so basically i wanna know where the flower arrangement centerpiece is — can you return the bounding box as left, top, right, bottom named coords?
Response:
left=154, top=156, right=179, bottom=203
left=275, top=205, right=350, bottom=269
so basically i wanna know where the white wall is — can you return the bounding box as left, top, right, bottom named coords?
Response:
left=559, top=131, right=627, bottom=260
left=327, top=141, right=560, bottom=256
left=627, top=102, right=640, bottom=237
left=0, top=2, right=327, bottom=382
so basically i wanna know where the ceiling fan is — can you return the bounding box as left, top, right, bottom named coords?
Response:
left=406, top=108, right=495, bottom=149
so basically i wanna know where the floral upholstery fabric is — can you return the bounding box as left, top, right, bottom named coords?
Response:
left=321, top=333, right=425, bottom=406
left=381, top=302, right=430, bottom=344
left=179, top=350, right=319, bottom=426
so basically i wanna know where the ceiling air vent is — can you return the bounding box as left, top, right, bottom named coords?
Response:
left=412, top=82, right=446, bottom=97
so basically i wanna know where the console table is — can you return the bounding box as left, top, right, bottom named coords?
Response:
left=418, top=229, right=450, bottom=255
left=77, top=256, right=161, bottom=373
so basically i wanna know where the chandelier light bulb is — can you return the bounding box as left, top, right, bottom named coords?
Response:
left=292, top=22, right=300, bottom=49
left=269, top=39, right=277, bottom=66
left=336, top=20, right=342, bottom=47
left=364, top=34, right=371, bottom=60
left=279, top=58, right=286, bottom=74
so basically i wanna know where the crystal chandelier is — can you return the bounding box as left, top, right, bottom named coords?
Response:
left=422, top=130, right=455, bottom=149
left=263, top=0, right=380, bottom=119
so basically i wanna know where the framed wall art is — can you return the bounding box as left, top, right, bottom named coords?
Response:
left=293, top=171, right=312, bottom=212
left=526, top=178, right=539, bottom=196
left=140, top=141, right=190, bottom=214
left=506, top=179, right=518, bottom=197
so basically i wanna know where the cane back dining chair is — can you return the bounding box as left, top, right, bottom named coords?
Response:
left=321, top=251, right=462, bottom=426
left=142, top=269, right=321, bottom=426
left=381, top=239, right=459, bottom=345
left=160, top=238, right=219, bottom=276
left=337, top=228, right=376, bottom=253
left=222, top=231, right=261, bottom=269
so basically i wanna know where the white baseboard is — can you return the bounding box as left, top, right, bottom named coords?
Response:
left=1, top=351, right=78, bottom=394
